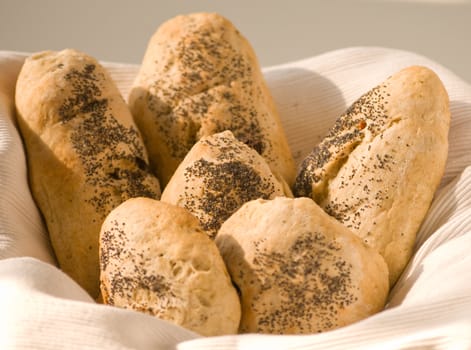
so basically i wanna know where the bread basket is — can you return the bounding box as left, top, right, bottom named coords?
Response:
left=1, top=47, right=470, bottom=349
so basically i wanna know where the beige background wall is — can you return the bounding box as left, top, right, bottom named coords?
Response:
left=1, top=0, right=470, bottom=83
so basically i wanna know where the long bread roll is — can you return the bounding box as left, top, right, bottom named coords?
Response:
left=293, top=66, right=450, bottom=285
left=15, top=49, right=161, bottom=298
left=129, top=12, right=296, bottom=187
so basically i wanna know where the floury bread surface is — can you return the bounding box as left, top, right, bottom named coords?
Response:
left=100, top=197, right=241, bottom=336
left=161, top=130, right=292, bottom=238
left=216, top=197, right=389, bottom=334
left=294, top=66, right=450, bottom=285
left=15, top=49, right=161, bottom=298
left=128, top=12, right=296, bottom=187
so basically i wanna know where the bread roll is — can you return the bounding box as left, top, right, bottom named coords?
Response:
left=216, top=197, right=389, bottom=334
left=293, top=66, right=450, bottom=285
left=128, top=12, right=296, bottom=187
left=100, top=197, right=240, bottom=336
left=15, top=49, right=161, bottom=298
left=161, top=130, right=292, bottom=238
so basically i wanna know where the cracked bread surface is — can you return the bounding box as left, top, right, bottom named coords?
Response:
left=100, top=197, right=241, bottom=336
left=294, top=66, right=450, bottom=285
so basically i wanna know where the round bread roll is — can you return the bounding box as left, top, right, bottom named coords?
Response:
left=15, top=49, right=161, bottom=298
left=216, top=196, right=389, bottom=334
left=293, top=66, right=450, bottom=285
left=128, top=12, right=296, bottom=187
left=99, top=197, right=241, bottom=336
left=161, top=130, right=292, bottom=238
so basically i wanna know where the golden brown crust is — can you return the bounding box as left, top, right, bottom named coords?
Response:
left=293, top=66, right=450, bottom=285
left=216, top=197, right=389, bottom=334
left=161, top=130, right=292, bottom=238
left=100, top=197, right=241, bottom=336
left=129, top=12, right=296, bottom=187
left=15, top=49, right=161, bottom=298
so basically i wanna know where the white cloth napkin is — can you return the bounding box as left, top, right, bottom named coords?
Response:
left=1, top=46, right=470, bottom=349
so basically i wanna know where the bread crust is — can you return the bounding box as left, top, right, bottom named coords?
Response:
left=100, top=197, right=241, bottom=336
left=216, top=197, right=389, bottom=334
left=15, top=49, right=161, bottom=298
left=294, top=66, right=450, bottom=284
left=161, top=130, right=292, bottom=238
left=129, top=12, right=296, bottom=187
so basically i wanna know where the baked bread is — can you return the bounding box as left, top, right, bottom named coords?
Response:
left=216, top=196, right=389, bottom=334
left=99, top=197, right=241, bottom=336
left=161, top=130, right=292, bottom=238
left=293, top=66, right=450, bottom=285
left=128, top=12, right=296, bottom=187
left=15, top=49, right=161, bottom=299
